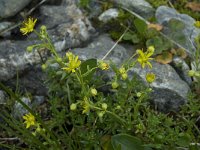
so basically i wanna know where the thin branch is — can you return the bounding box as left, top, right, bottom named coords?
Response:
left=0, top=137, right=19, bottom=141
left=102, top=27, right=129, bottom=60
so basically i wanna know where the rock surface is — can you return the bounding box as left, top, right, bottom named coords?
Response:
left=73, top=34, right=131, bottom=64
left=98, top=8, right=119, bottom=23
left=113, top=0, right=154, bottom=18
left=156, top=6, right=200, bottom=55
left=39, top=3, right=95, bottom=50
left=13, top=97, right=31, bottom=118
left=0, top=21, right=14, bottom=37
left=172, top=57, right=192, bottom=85
left=0, top=40, right=43, bottom=81
left=0, top=0, right=32, bottom=18
left=0, top=90, right=6, bottom=104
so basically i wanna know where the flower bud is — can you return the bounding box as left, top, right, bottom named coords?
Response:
left=98, top=111, right=104, bottom=118
left=194, top=21, right=200, bottom=28
left=41, top=64, right=47, bottom=71
left=40, top=25, right=47, bottom=31
left=147, top=46, right=155, bottom=53
left=136, top=92, right=142, bottom=97
left=99, top=61, right=109, bottom=70
left=121, top=73, right=128, bottom=80
left=146, top=73, right=156, bottom=83
left=194, top=72, right=200, bottom=77
left=91, top=88, right=97, bottom=96
left=119, top=67, right=126, bottom=74
left=188, top=70, right=196, bottom=77
left=27, top=46, right=34, bottom=52
left=116, top=105, right=121, bottom=109
left=112, top=81, right=119, bottom=89
left=70, top=103, right=77, bottom=111
left=101, top=103, right=107, bottom=110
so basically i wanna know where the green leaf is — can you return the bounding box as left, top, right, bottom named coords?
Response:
left=146, top=36, right=163, bottom=55
left=123, top=32, right=140, bottom=43
left=131, top=34, right=140, bottom=43
left=134, top=18, right=147, bottom=36
left=79, top=0, right=90, bottom=8
left=168, top=19, right=185, bottom=31
left=123, top=32, right=133, bottom=40
left=176, top=133, right=191, bottom=147
left=111, top=134, right=144, bottom=150
left=80, top=58, right=97, bottom=81
left=170, top=32, right=186, bottom=45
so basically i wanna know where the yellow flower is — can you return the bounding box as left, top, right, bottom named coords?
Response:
left=137, top=46, right=154, bottom=68
left=194, top=21, right=200, bottom=28
left=20, top=17, right=37, bottom=35
left=23, top=113, right=36, bottom=129
left=99, top=61, right=109, bottom=70
left=62, top=52, right=81, bottom=73
left=146, top=72, right=156, bottom=83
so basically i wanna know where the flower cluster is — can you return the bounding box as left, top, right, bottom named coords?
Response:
left=119, top=67, right=128, bottom=80
left=137, top=46, right=156, bottom=83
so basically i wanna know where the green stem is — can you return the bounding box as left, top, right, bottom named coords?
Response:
left=91, top=105, right=127, bottom=126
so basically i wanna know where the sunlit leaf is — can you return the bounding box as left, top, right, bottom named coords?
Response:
left=176, top=48, right=188, bottom=59
left=148, top=23, right=163, bottom=31
left=155, top=51, right=173, bottom=64
left=185, top=2, right=200, bottom=12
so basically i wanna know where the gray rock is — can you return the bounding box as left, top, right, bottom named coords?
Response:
left=155, top=6, right=200, bottom=55
left=172, top=57, right=192, bottom=85
left=73, top=35, right=190, bottom=112
left=0, top=90, right=6, bottom=104
left=98, top=8, right=119, bottom=23
left=112, top=0, right=154, bottom=19
left=73, top=34, right=130, bottom=65
left=32, top=95, right=45, bottom=106
left=13, top=97, right=31, bottom=118
left=0, top=21, right=14, bottom=37
left=39, top=3, right=95, bottom=50
left=129, top=61, right=190, bottom=112
left=0, top=0, right=32, bottom=18
left=0, top=40, right=44, bottom=81
left=5, top=66, right=47, bottom=95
